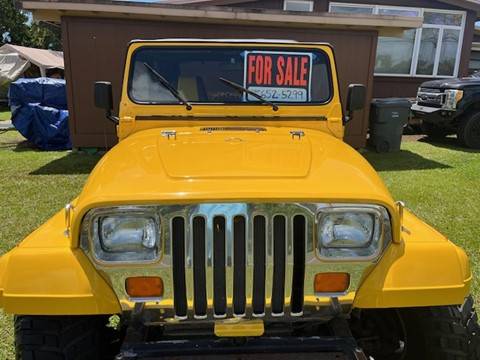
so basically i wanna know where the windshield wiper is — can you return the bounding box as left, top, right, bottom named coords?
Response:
left=219, top=77, right=278, bottom=111
left=143, top=62, right=192, bottom=111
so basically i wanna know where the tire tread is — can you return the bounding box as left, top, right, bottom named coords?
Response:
left=401, top=296, right=480, bottom=360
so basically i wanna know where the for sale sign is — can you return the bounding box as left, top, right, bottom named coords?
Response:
left=244, top=51, right=313, bottom=102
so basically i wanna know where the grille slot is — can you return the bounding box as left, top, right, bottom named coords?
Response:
left=252, top=215, right=267, bottom=316
left=271, top=215, right=286, bottom=315
left=213, top=216, right=227, bottom=317
left=291, top=215, right=306, bottom=315
left=172, top=217, right=187, bottom=318
left=233, top=216, right=246, bottom=316
left=192, top=217, right=207, bottom=317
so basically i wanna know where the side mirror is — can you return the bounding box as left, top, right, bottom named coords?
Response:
left=345, top=84, right=366, bottom=123
left=94, top=81, right=118, bottom=124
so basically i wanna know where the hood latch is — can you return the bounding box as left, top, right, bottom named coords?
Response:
left=161, top=130, right=177, bottom=140
left=290, top=130, right=305, bottom=140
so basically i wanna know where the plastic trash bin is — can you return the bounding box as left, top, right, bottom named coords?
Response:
left=368, top=98, right=411, bottom=153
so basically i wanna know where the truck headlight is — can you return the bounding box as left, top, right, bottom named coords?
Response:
left=83, top=207, right=160, bottom=263
left=317, top=206, right=390, bottom=260
left=444, top=89, right=463, bottom=110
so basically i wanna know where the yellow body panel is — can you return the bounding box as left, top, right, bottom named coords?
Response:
left=0, top=40, right=471, bottom=315
left=0, top=211, right=121, bottom=315
left=354, top=210, right=470, bottom=308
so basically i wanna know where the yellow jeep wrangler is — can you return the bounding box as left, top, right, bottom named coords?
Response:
left=0, top=40, right=478, bottom=360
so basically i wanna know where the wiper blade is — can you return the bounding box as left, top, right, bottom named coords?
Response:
left=219, top=77, right=278, bottom=111
left=143, top=62, right=192, bottom=110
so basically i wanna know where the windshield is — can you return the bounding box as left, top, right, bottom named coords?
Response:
left=128, top=46, right=332, bottom=105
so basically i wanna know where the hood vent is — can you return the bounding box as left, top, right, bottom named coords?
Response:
left=201, top=127, right=267, bottom=133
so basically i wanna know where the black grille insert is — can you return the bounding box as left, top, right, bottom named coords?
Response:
left=172, top=217, right=187, bottom=318
left=291, top=215, right=306, bottom=314
left=271, top=215, right=286, bottom=314
left=192, top=217, right=207, bottom=317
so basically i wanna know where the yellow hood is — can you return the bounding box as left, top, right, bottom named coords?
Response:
left=157, top=129, right=312, bottom=179
left=74, top=126, right=393, bottom=208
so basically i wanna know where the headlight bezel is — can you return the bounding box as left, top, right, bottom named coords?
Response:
left=315, top=204, right=391, bottom=262
left=82, top=206, right=161, bottom=265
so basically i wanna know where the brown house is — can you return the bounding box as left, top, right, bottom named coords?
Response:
left=20, top=0, right=479, bottom=149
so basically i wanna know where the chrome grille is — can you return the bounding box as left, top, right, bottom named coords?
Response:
left=166, top=203, right=309, bottom=319
left=80, top=203, right=388, bottom=322
left=417, top=88, right=445, bottom=107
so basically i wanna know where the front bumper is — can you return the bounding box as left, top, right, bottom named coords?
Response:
left=411, top=103, right=443, bottom=114
left=116, top=335, right=367, bottom=360
left=411, top=103, right=458, bottom=126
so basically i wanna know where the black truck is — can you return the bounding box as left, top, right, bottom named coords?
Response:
left=411, top=74, right=480, bottom=149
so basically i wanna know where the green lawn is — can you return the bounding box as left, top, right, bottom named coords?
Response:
left=0, top=111, right=11, bottom=121
left=0, top=131, right=478, bottom=358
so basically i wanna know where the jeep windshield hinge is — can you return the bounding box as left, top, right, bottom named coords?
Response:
left=107, top=112, right=119, bottom=125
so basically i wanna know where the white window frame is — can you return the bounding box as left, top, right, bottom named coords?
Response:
left=329, top=3, right=375, bottom=14
left=329, top=2, right=466, bottom=78
left=283, top=0, right=314, bottom=12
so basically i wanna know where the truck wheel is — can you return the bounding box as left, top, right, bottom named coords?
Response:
left=457, top=112, right=480, bottom=149
left=15, top=315, right=121, bottom=360
left=421, top=122, right=450, bottom=139
left=352, top=296, right=480, bottom=360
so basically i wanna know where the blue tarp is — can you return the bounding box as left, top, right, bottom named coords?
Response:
left=9, top=78, right=71, bottom=150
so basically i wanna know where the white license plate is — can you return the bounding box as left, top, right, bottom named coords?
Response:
left=247, top=86, right=308, bottom=102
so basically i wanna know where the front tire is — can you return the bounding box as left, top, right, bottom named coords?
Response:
left=457, top=112, right=480, bottom=149
left=15, top=315, right=121, bottom=360
left=352, top=296, right=480, bottom=360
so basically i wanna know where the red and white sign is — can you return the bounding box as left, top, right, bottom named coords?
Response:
left=244, top=51, right=313, bottom=102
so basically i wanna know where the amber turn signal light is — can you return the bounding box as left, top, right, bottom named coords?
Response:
left=125, top=276, right=164, bottom=298
left=314, top=272, right=350, bottom=293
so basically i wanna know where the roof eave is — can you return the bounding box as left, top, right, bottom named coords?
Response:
left=21, top=0, right=422, bottom=35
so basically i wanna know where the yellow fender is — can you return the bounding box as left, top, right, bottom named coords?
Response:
left=0, top=211, right=120, bottom=315
left=354, top=210, right=471, bottom=308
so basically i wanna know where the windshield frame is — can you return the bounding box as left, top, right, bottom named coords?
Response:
left=126, top=45, right=334, bottom=107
